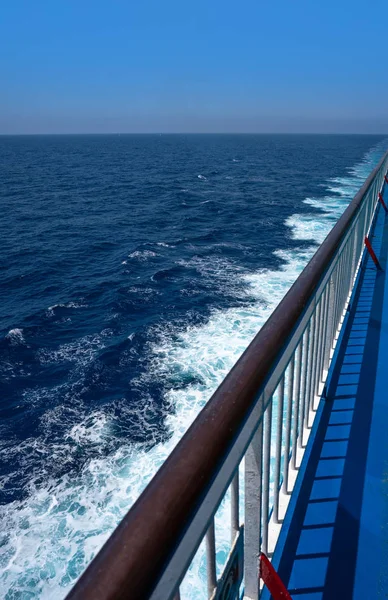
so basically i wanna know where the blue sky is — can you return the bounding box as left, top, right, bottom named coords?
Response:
left=1, top=0, right=387, bottom=133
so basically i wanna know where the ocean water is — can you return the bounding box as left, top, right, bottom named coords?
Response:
left=0, top=134, right=387, bottom=598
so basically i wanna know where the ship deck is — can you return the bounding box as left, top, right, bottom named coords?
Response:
left=268, top=194, right=388, bottom=599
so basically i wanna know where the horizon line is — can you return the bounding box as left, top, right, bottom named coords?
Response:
left=1, top=132, right=388, bottom=137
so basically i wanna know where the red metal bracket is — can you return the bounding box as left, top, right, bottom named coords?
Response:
left=378, top=192, right=388, bottom=212
left=260, top=552, right=292, bottom=599
left=364, top=237, right=382, bottom=270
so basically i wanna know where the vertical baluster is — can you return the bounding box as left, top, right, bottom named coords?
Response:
left=231, top=472, right=239, bottom=544
left=347, top=235, right=355, bottom=297
left=337, top=246, right=347, bottom=325
left=367, top=184, right=377, bottom=232
left=364, top=191, right=371, bottom=237
left=370, top=185, right=377, bottom=226
left=244, top=412, right=263, bottom=600
left=317, top=290, right=326, bottom=386
left=361, top=198, right=367, bottom=240
left=330, top=263, right=340, bottom=351
left=358, top=206, right=366, bottom=262
left=337, top=250, right=346, bottom=325
left=341, top=245, right=348, bottom=314
left=365, top=191, right=373, bottom=237
left=338, top=248, right=346, bottom=320
left=318, top=286, right=329, bottom=389
left=273, top=377, right=285, bottom=523
left=354, top=213, right=364, bottom=282
left=372, top=182, right=379, bottom=224
left=305, top=310, right=316, bottom=430
left=344, top=240, right=352, bottom=305
left=341, top=239, right=351, bottom=308
left=343, top=240, right=351, bottom=303
left=346, top=227, right=354, bottom=287
left=333, top=253, right=343, bottom=339
left=370, top=190, right=376, bottom=230
left=312, top=298, right=322, bottom=408
left=292, top=342, right=303, bottom=470
left=283, top=357, right=294, bottom=492
left=350, top=220, right=359, bottom=283
left=262, top=399, right=273, bottom=555
left=206, top=520, right=217, bottom=598
left=357, top=214, right=364, bottom=273
left=324, top=276, right=334, bottom=372
left=298, top=325, right=310, bottom=449
left=347, top=229, right=356, bottom=295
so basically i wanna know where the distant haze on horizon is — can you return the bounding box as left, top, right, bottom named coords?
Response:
left=1, top=116, right=388, bottom=136
left=1, top=0, right=388, bottom=135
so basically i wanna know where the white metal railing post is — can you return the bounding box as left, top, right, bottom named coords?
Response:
left=316, top=291, right=327, bottom=395
left=312, top=297, right=323, bottom=405
left=324, top=278, right=334, bottom=371
left=206, top=520, right=217, bottom=598
left=231, top=473, right=239, bottom=544
left=283, top=357, right=295, bottom=492
left=262, top=399, right=273, bottom=554
left=244, top=444, right=262, bottom=599
left=244, top=401, right=264, bottom=600
left=299, top=325, right=310, bottom=448
left=291, top=343, right=303, bottom=470
left=273, top=377, right=285, bottom=523
left=305, top=311, right=316, bottom=431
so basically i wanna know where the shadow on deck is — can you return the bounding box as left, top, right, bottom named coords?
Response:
left=270, top=202, right=388, bottom=600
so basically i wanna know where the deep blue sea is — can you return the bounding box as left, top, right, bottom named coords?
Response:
left=0, top=134, right=387, bottom=598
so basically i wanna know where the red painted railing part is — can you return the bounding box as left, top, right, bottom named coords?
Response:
left=260, top=553, right=292, bottom=600
left=378, top=192, right=388, bottom=212
left=364, top=237, right=382, bottom=270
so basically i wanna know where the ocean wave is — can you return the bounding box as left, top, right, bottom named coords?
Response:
left=127, top=250, right=158, bottom=260
left=37, top=330, right=112, bottom=367
left=285, top=146, right=383, bottom=244
left=5, top=328, right=25, bottom=346
left=46, top=302, right=88, bottom=318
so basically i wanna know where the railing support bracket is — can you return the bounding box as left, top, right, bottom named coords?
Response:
left=260, top=553, right=292, bottom=600
left=378, top=192, right=388, bottom=213
left=364, top=236, right=383, bottom=271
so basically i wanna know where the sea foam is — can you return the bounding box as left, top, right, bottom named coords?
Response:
left=5, top=328, right=25, bottom=345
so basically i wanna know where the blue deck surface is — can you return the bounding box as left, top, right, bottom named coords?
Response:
left=270, top=198, right=388, bottom=599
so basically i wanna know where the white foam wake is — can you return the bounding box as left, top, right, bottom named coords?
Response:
left=5, top=328, right=25, bottom=345
left=46, top=302, right=88, bottom=318
left=0, top=143, right=386, bottom=599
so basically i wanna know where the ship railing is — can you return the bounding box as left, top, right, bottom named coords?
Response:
left=67, top=150, right=388, bottom=600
